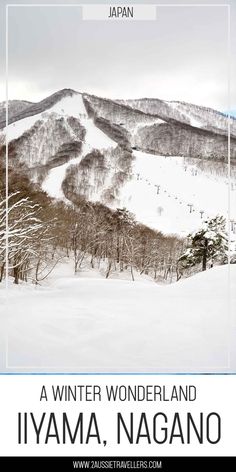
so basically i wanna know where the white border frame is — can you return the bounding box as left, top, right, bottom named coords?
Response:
left=4, top=3, right=232, bottom=372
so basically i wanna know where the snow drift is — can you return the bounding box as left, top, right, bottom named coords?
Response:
left=1, top=263, right=235, bottom=372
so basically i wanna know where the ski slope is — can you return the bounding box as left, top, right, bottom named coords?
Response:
left=5, top=93, right=84, bottom=141
left=41, top=94, right=117, bottom=199
left=0, top=263, right=235, bottom=372
left=5, top=93, right=117, bottom=147
left=43, top=147, right=236, bottom=238
left=117, top=151, right=235, bottom=237
left=3, top=90, right=235, bottom=238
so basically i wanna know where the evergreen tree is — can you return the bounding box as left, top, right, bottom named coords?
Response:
left=178, top=215, right=228, bottom=272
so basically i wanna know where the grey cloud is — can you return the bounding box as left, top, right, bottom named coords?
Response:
left=0, top=0, right=235, bottom=112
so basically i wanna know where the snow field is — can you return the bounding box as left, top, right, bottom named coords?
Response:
left=1, top=92, right=236, bottom=373
left=1, top=263, right=235, bottom=372
left=118, top=151, right=234, bottom=237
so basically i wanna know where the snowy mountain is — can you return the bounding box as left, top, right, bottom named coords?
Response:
left=118, top=98, right=236, bottom=138
left=1, top=88, right=236, bottom=237
left=0, top=99, right=34, bottom=125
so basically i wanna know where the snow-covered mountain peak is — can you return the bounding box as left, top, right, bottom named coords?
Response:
left=49, top=92, right=87, bottom=119
left=0, top=88, right=79, bottom=129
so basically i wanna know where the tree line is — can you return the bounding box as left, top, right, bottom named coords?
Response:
left=0, top=163, right=187, bottom=284
left=0, top=163, right=228, bottom=286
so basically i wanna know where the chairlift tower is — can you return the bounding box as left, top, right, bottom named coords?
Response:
left=187, top=203, right=194, bottom=213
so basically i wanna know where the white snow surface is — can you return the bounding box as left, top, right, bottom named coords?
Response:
left=41, top=158, right=78, bottom=200
left=116, top=151, right=235, bottom=237
left=0, top=263, right=235, bottom=372
left=41, top=94, right=116, bottom=199
left=6, top=114, right=45, bottom=141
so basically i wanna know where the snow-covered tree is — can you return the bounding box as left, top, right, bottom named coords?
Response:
left=178, top=215, right=228, bottom=272
left=0, top=192, right=51, bottom=283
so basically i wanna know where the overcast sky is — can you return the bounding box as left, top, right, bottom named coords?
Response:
left=0, top=0, right=235, bottom=112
